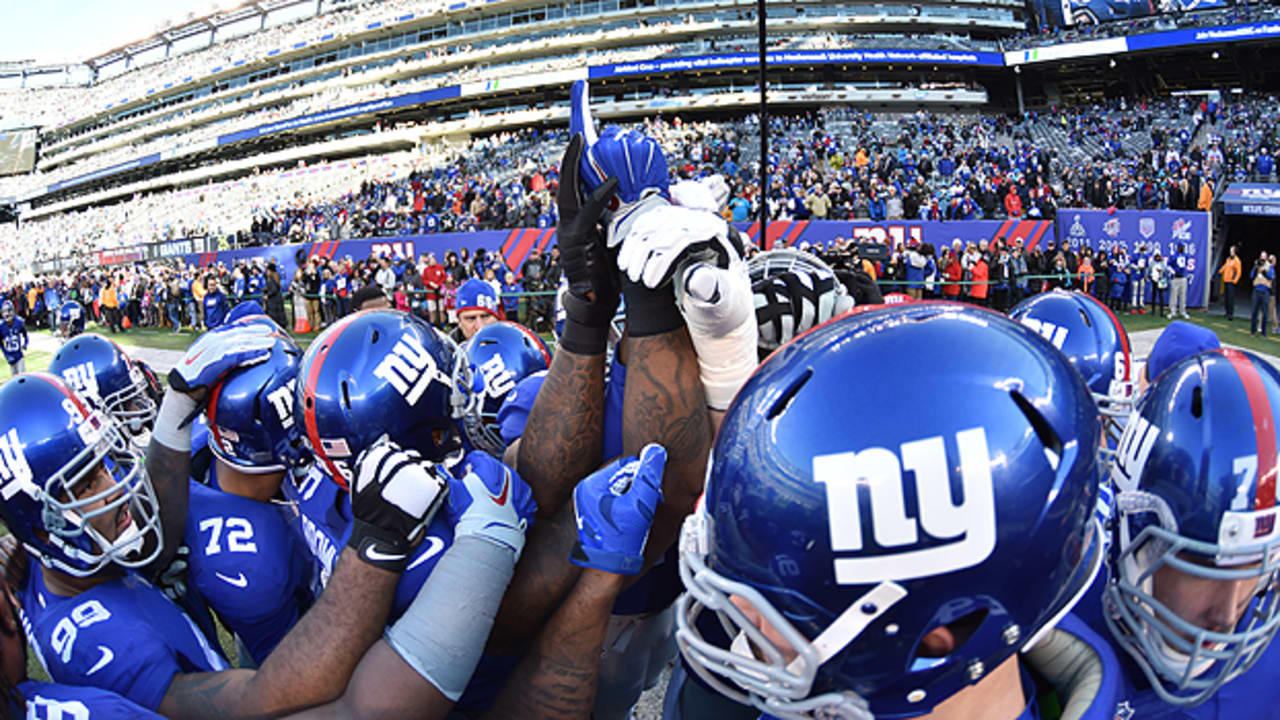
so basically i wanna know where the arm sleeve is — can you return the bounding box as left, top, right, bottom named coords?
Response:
left=383, top=535, right=516, bottom=701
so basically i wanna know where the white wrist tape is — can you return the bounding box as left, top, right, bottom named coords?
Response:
left=678, top=263, right=759, bottom=411
left=151, top=391, right=197, bottom=452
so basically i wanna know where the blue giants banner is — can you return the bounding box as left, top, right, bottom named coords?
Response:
left=732, top=218, right=1055, bottom=252
left=1055, top=209, right=1210, bottom=306
left=182, top=229, right=548, bottom=289
left=1222, top=183, right=1280, bottom=216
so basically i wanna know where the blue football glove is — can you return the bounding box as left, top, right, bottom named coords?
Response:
left=571, top=443, right=666, bottom=575
left=167, top=323, right=276, bottom=394
left=445, top=451, right=537, bottom=560
left=570, top=80, right=671, bottom=243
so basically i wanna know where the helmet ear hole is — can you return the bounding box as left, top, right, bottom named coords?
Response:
left=1010, top=390, right=1063, bottom=462
left=341, top=381, right=352, bottom=410
left=1191, top=385, right=1203, bottom=419
left=767, top=369, right=813, bottom=420
left=913, top=609, right=988, bottom=660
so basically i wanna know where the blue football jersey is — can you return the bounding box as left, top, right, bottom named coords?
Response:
left=21, top=565, right=228, bottom=711
left=602, top=353, right=626, bottom=463
left=185, top=477, right=315, bottom=665
left=1086, top=590, right=1280, bottom=719
left=17, top=679, right=166, bottom=719
left=0, top=318, right=26, bottom=363
left=284, top=466, right=452, bottom=620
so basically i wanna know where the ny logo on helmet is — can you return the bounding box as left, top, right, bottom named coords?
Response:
left=59, top=363, right=100, bottom=403
left=814, top=427, right=997, bottom=585
left=477, top=355, right=516, bottom=399
left=1017, top=317, right=1067, bottom=350
left=1110, top=413, right=1158, bottom=492
left=0, top=428, right=37, bottom=502
left=266, top=379, right=298, bottom=429
left=373, top=334, right=450, bottom=405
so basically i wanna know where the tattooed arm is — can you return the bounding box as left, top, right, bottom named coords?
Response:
left=484, top=349, right=605, bottom=652
left=156, top=547, right=398, bottom=719
left=484, top=568, right=626, bottom=719
left=517, top=347, right=606, bottom=518
left=622, top=327, right=712, bottom=566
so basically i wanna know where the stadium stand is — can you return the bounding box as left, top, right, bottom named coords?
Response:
left=2, top=0, right=1279, bottom=288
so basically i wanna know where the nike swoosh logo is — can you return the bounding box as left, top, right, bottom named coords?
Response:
left=87, top=646, right=114, bottom=675
left=405, top=537, right=446, bottom=572
left=185, top=348, right=206, bottom=366
left=214, top=571, right=248, bottom=588
left=364, top=546, right=407, bottom=563
left=488, top=473, right=511, bottom=507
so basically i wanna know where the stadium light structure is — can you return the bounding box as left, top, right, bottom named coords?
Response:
left=758, top=0, right=768, bottom=227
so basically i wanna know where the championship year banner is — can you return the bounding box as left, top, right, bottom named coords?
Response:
left=1054, top=209, right=1210, bottom=306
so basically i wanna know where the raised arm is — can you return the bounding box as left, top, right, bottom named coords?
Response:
left=485, top=446, right=665, bottom=719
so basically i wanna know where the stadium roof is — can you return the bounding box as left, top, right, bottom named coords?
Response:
left=85, top=0, right=317, bottom=70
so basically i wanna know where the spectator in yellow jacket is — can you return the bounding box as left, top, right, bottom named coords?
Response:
left=1220, top=245, right=1242, bottom=321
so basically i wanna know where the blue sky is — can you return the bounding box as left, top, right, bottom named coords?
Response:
left=2, top=0, right=224, bottom=64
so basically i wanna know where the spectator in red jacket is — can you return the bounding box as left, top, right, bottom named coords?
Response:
left=420, top=252, right=447, bottom=325
left=942, top=249, right=963, bottom=298
left=969, top=252, right=990, bottom=306
left=1004, top=187, right=1023, bottom=218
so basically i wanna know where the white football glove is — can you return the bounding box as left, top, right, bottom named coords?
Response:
left=670, top=175, right=730, bottom=213
left=616, top=206, right=747, bottom=289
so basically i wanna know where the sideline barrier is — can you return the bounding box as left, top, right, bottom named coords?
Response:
left=46, top=215, right=1207, bottom=306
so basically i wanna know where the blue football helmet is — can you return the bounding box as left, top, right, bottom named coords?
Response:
left=1, top=301, right=13, bottom=322
left=455, top=321, right=551, bottom=456
left=1008, top=290, right=1134, bottom=440
left=676, top=303, right=1103, bottom=719
left=48, top=334, right=157, bottom=438
left=59, top=300, right=85, bottom=337
left=206, top=333, right=309, bottom=474
left=1105, top=348, right=1280, bottom=706
left=0, top=373, right=162, bottom=577
left=296, top=310, right=462, bottom=489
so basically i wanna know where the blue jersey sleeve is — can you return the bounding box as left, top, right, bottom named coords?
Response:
left=603, top=353, right=627, bottom=463
left=185, top=481, right=314, bottom=664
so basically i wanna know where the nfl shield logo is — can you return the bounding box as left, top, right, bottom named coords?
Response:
left=1139, top=218, right=1155, bottom=238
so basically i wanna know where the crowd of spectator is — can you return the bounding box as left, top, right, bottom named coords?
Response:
left=1003, top=0, right=1280, bottom=51
left=1, top=234, right=563, bottom=339
left=5, top=90, right=1276, bottom=283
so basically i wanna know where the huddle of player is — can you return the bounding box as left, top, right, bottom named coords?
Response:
left=0, top=79, right=1276, bottom=720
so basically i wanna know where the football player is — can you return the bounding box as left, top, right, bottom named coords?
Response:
left=1101, top=347, right=1280, bottom=717
left=14, top=320, right=455, bottom=718
left=671, top=304, right=1121, bottom=720
left=48, top=333, right=158, bottom=443
left=58, top=299, right=86, bottom=341
left=455, top=320, right=551, bottom=457
left=0, top=577, right=164, bottom=718
left=1008, top=289, right=1136, bottom=444
left=0, top=302, right=27, bottom=377
left=185, top=330, right=315, bottom=666
left=291, top=309, right=527, bottom=713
